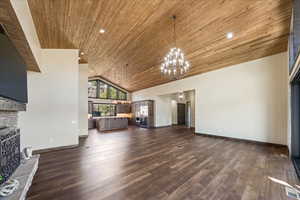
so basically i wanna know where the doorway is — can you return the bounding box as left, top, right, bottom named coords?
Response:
left=170, top=90, right=195, bottom=128
left=177, top=103, right=186, bottom=125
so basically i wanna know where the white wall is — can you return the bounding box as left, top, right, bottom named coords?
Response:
left=156, top=95, right=172, bottom=127
left=19, top=49, right=79, bottom=150
left=79, top=64, right=88, bottom=137
left=11, top=2, right=84, bottom=149
left=171, top=100, right=177, bottom=125
left=188, top=91, right=196, bottom=127
left=132, top=53, right=288, bottom=145
left=10, top=0, right=42, bottom=69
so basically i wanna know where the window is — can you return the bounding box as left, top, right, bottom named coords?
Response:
left=88, top=80, right=127, bottom=100
left=98, top=81, right=108, bottom=98
left=118, top=90, right=127, bottom=100
left=108, top=86, right=117, bottom=99
left=88, top=81, right=97, bottom=98
left=92, top=104, right=116, bottom=117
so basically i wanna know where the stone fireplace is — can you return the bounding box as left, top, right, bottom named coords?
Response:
left=0, top=96, right=26, bottom=184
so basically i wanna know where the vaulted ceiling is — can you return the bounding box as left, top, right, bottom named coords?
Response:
left=28, top=0, right=291, bottom=92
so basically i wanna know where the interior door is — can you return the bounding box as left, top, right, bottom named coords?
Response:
left=177, top=103, right=186, bottom=125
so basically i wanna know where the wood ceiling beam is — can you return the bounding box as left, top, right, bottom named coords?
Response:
left=0, top=0, right=40, bottom=72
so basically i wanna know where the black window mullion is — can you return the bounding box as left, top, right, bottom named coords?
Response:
left=108, top=85, right=111, bottom=99
left=104, top=81, right=108, bottom=99
left=96, top=80, right=99, bottom=98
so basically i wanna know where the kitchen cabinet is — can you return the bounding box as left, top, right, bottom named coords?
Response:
left=116, top=103, right=131, bottom=113
left=96, top=117, right=128, bottom=131
left=131, top=100, right=154, bottom=128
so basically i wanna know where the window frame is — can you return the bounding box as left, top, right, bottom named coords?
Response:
left=88, top=80, right=127, bottom=100
left=88, top=80, right=98, bottom=98
left=98, top=81, right=108, bottom=99
left=92, top=103, right=116, bottom=117
left=118, top=90, right=127, bottom=100
left=108, top=85, right=118, bottom=100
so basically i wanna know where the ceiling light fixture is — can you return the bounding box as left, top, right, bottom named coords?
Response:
left=99, top=29, right=105, bottom=34
left=178, top=92, right=184, bottom=99
left=160, top=15, right=190, bottom=80
left=226, top=32, right=234, bottom=39
left=80, top=52, right=84, bottom=55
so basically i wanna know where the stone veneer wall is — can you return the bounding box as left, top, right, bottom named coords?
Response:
left=0, top=97, right=26, bottom=128
left=0, top=111, right=18, bottom=128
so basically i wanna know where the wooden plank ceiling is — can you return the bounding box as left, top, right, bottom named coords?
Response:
left=28, top=0, right=291, bottom=91
left=0, top=0, right=40, bottom=72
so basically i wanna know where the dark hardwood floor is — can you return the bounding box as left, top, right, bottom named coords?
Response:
left=27, top=126, right=298, bottom=200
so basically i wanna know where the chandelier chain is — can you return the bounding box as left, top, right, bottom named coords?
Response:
left=173, top=15, right=177, bottom=47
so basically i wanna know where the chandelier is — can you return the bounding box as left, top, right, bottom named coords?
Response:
left=160, top=15, right=190, bottom=79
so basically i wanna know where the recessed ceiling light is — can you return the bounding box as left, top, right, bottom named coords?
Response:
left=80, top=52, right=84, bottom=55
left=226, top=32, right=234, bottom=39
left=99, top=29, right=105, bottom=34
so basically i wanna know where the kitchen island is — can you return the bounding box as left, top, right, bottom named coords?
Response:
left=95, top=116, right=128, bottom=131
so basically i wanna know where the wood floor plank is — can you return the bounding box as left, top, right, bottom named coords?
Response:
left=27, top=126, right=298, bottom=200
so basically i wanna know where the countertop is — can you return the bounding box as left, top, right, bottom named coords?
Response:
left=92, top=116, right=129, bottom=119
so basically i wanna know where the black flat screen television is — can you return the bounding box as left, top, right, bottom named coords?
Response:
left=0, top=24, right=27, bottom=103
